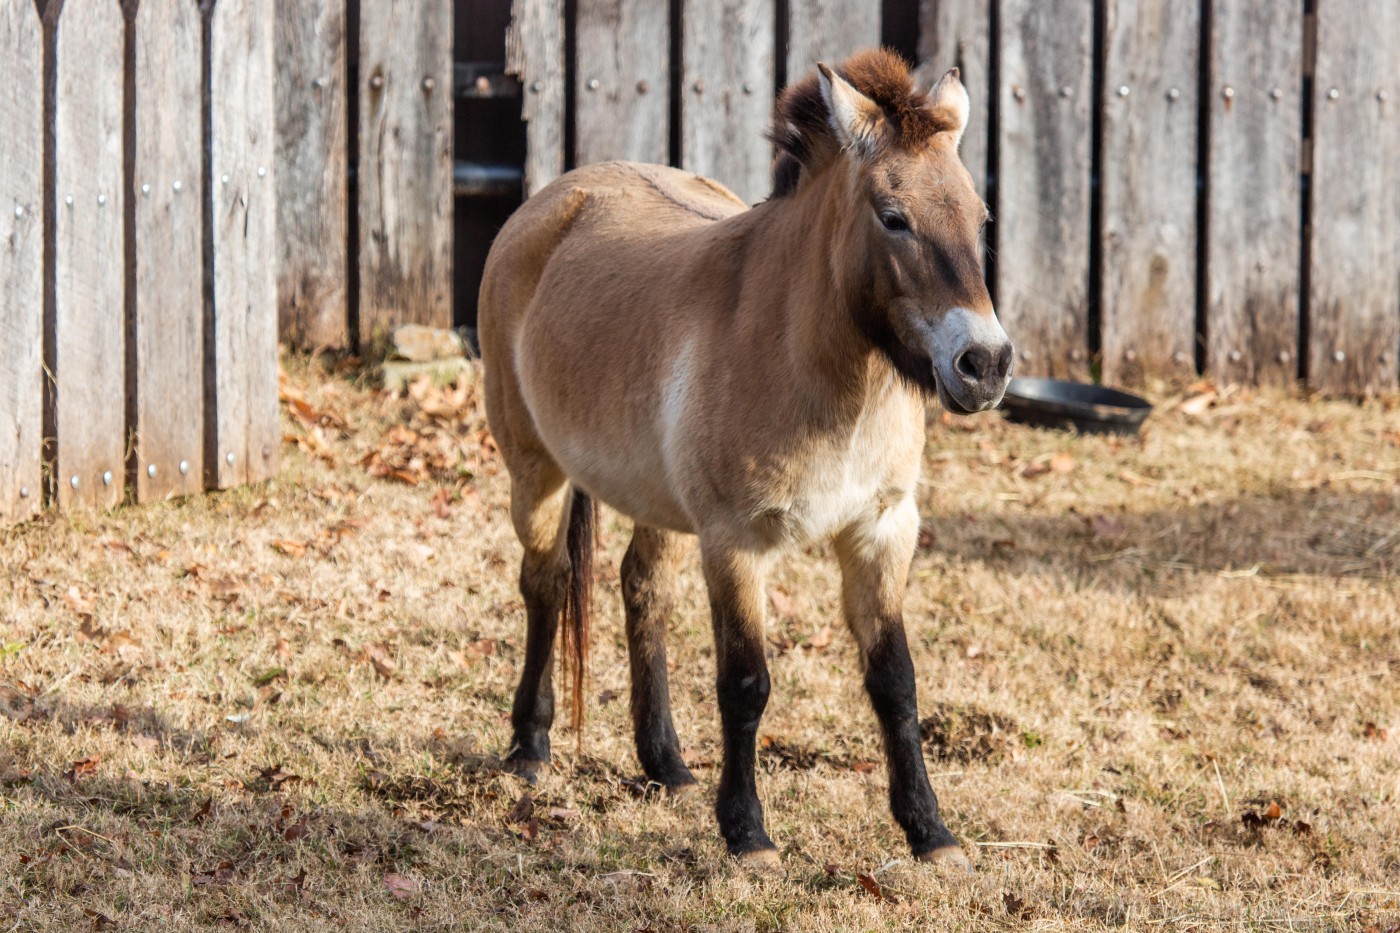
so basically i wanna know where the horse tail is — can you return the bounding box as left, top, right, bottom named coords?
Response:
left=561, top=486, right=596, bottom=743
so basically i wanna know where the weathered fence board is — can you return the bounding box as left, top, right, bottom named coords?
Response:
left=1309, top=1, right=1400, bottom=395
left=917, top=0, right=990, bottom=197
left=786, top=0, right=880, bottom=84
left=507, top=0, right=564, bottom=196
left=135, top=0, right=205, bottom=502
left=1099, top=0, right=1199, bottom=386
left=211, top=0, right=279, bottom=489
left=275, top=0, right=349, bottom=350
left=681, top=0, right=775, bottom=204
left=575, top=0, right=668, bottom=165
left=55, top=0, right=126, bottom=509
left=1205, top=0, right=1301, bottom=387
left=357, top=0, right=453, bottom=348
left=0, top=2, right=43, bottom=523
left=995, top=0, right=1093, bottom=380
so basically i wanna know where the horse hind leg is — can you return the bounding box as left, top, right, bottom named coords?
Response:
left=621, top=525, right=697, bottom=793
left=503, top=455, right=572, bottom=781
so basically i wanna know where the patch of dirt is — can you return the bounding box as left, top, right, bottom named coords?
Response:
left=920, top=702, right=1021, bottom=764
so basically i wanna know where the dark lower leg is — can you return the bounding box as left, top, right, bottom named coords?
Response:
left=506, top=555, right=566, bottom=774
left=865, top=625, right=960, bottom=856
left=714, top=639, right=774, bottom=856
left=622, top=531, right=695, bottom=789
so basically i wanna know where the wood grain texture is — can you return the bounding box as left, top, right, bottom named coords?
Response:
left=681, top=0, right=775, bottom=204
left=1205, top=0, right=1301, bottom=387
left=575, top=0, right=668, bottom=165
left=357, top=0, right=453, bottom=348
left=275, top=0, right=349, bottom=350
left=506, top=0, right=564, bottom=195
left=54, top=0, right=126, bottom=509
left=995, top=0, right=1093, bottom=379
left=786, top=0, right=880, bottom=85
left=917, top=0, right=990, bottom=197
left=1309, top=1, right=1400, bottom=395
left=1099, top=0, right=1199, bottom=386
left=211, top=0, right=279, bottom=489
left=134, top=0, right=204, bottom=502
left=0, top=1, right=43, bottom=523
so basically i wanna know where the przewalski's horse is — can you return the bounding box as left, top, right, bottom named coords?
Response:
left=479, top=49, right=1012, bottom=870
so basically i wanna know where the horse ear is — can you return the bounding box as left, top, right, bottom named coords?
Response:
left=928, top=67, right=970, bottom=148
left=817, top=62, right=883, bottom=154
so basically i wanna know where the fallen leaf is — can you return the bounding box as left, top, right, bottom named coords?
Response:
left=383, top=873, right=417, bottom=900
left=1177, top=390, right=1218, bottom=416
left=270, top=539, right=308, bottom=558
left=506, top=792, right=534, bottom=825
left=769, top=587, right=796, bottom=618
left=1363, top=722, right=1390, bottom=742
left=65, top=755, right=101, bottom=781
left=1003, top=891, right=1031, bottom=919
left=362, top=642, right=396, bottom=681
left=283, top=815, right=311, bottom=842
left=257, top=764, right=304, bottom=791
left=64, top=586, right=96, bottom=616
left=1089, top=514, right=1127, bottom=541
left=852, top=761, right=878, bottom=774
left=856, top=870, right=897, bottom=904
left=82, top=908, right=117, bottom=929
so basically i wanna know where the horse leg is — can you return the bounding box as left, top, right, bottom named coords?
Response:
left=834, top=501, right=968, bottom=867
left=701, top=545, right=779, bottom=867
left=622, top=525, right=698, bottom=792
left=503, top=457, right=571, bottom=781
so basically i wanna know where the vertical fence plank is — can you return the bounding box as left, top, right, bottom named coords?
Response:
left=275, top=0, right=349, bottom=350
left=357, top=0, right=453, bottom=348
left=996, top=0, right=1093, bottom=379
left=135, top=0, right=204, bottom=502
left=211, top=0, right=279, bottom=488
left=786, top=0, right=880, bottom=82
left=1309, top=2, right=1400, bottom=395
left=917, top=0, right=990, bottom=198
left=681, top=0, right=775, bottom=205
left=575, top=0, right=668, bottom=165
left=0, top=2, right=43, bottom=523
left=55, top=0, right=126, bottom=509
left=1205, top=1, right=1301, bottom=387
left=1100, top=0, right=1199, bottom=386
left=508, top=0, right=564, bottom=196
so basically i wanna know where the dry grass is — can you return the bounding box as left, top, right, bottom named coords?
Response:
left=3, top=355, right=1399, bottom=931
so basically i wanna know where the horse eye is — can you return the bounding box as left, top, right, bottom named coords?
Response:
left=878, top=211, right=909, bottom=233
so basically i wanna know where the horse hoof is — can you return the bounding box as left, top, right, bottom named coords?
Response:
left=504, top=758, right=548, bottom=784
left=736, top=848, right=784, bottom=876
left=915, top=845, right=973, bottom=872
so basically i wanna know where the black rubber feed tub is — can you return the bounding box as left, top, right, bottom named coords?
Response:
left=1000, top=377, right=1153, bottom=436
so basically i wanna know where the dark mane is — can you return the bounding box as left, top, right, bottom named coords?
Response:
left=769, top=48, right=944, bottom=198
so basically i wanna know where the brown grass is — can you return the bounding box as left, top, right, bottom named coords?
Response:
left=2, top=356, right=1398, bottom=931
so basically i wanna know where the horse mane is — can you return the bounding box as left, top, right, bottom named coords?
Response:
left=769, top=48, right=944, bottom=198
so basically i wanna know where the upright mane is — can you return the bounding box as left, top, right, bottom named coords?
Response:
left=769, top=49, right=945, bottom=198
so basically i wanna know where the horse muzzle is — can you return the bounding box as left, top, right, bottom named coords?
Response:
left=929, top=307, right=1013, bottom=413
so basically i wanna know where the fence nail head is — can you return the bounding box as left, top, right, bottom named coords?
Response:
left=422, top=77, right=436, bottom=92
left=314, top=76, right=328, bottom=88
left=529, top=80, right=542, bottom=93
left=636, top=80, right=649, bottom=94
left=1167, top=87, right=1180, bottom=101
left=221, top=174, right=230, bottom=185
left=65, top=195, right=73, bottom=206
left=370, top=74, right=385, bottom=89
left=1378, top=90, right=1389, bottom=102
left=1124, top=349, right=1137, bottom=362
left=742, top=82, right=754, bottom=95
left=1172, top=351, right=1188, bottom=364
left=13, top=206, right=21, bottom=218
left=1012, top=86, right=1026, bottom=101
left=1332, top=350, right=1345, bottom=362
left=586, top=77, right=599, bottom=91
left=173, top=180, right=182, bottom=192
left=1270, top=87, right=1283, bottom=100
left=147, top=464, right=157, bottom=478
left=142, top=183, right=151, bottom=195
left=258, top=166, right=267, bottom=178
left=1059, top=86, right=1072, bottom=98
left=70, top=476, right=79, bottom=490
left=226, top=453, right=235, bottom=465
left=693, top=79, right=704, bottom=94
left=19, top=486, right=28, bottom=499
left=97, top=194, right=106, bottom=206
left=179, top=460, right=189, bottom=475
left=1221, top=86, right=1233, bottom=99
left=1277, top=350, right=1291, bottom=363
left=1229, top=350, right=1242, bottom=362
left=1117, top=85, right=1130, bottom=97
left=102, top=471, right=112, bottom=486
left=1327, top=87, right=1340, bottom=100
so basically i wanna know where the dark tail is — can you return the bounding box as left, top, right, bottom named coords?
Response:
left=561, top=486, right=596, bottom=743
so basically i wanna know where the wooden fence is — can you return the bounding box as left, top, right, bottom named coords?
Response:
left=508, top=0, right=1400, bottom=395
left=1, top=0, right=282, bottom=526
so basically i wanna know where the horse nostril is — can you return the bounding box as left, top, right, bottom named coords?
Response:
left=956, top=346, right=989, bottom=382
left=994, top=343, right=1014, bottom=379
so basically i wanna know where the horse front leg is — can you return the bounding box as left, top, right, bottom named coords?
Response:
left=835, top=501, right=969, bottom=867
left=701, top=545, right=779, bottom=868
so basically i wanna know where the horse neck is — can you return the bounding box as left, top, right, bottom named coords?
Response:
left=746, top=163, right=899, bottom=413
